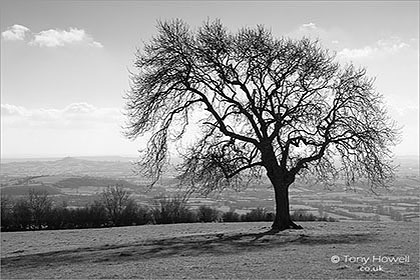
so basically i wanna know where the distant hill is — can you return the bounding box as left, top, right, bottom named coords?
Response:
left=0, top=156, right=138, bottom=163
left=0, top=157, right=135, bottom=177
left=0, top=156, right=183, bottom=179
left=1, top=155, right=417, bottom=177
left=75, top=156, right=137, bottom=162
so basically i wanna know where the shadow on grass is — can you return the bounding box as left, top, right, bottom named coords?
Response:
left=1, top=229, right=376, bottom=268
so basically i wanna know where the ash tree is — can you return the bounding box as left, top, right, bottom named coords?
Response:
left=125, top=19, right=398, bottom=231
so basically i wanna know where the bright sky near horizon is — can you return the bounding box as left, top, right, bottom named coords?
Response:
left=1, top=0, right=419, bottom=158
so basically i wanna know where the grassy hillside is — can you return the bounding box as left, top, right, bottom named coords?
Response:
left=1, top=221, right=418, bottom=279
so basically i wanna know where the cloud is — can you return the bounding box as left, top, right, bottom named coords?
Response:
left=1, top=25, right=103, bottom=48
left=1, top=103, right=121, bottom=129
left=1, top=104, right=28, bottom=116
left=90, top=41, right=104, bottom=48
left=299, top=22, right=317, bottom=31
left=2, top=103, right=139, bottom=157
left=64, top=103, right=97, bottom=114
left=31, top=28, right=103, bottom=48
left=388, top=105, right=419, bottom=155
left=287, top=23, right=345, bottom=47
left=1, top=24, right=30, bottom=41
left=292, top=22, right=322, bottom=38
left=337, top=37, right=410, bottom=59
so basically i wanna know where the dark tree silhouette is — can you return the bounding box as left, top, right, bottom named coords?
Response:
left=101, top=185, right=132, bottom=226
left=125, top=19, right=399, bottom=231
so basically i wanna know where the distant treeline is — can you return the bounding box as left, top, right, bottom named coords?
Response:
left=54, top=176, right=138, bottom=189
left=0, top=186, right=336, bottom=232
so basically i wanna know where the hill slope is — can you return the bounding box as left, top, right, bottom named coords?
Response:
left=1, top=221, right=418, bottom=279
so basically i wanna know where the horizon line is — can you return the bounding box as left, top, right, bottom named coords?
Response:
left=1, top=153, right=418, bottom=160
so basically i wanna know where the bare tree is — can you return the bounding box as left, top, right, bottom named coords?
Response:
left=28, top=189, right=52, bottom=230
left=101, top=185, right=132, bottom=226
left=125, top=19, right=399, bottom=231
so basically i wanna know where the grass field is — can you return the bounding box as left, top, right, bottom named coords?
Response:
left=1, top=221, right=418, bottom=279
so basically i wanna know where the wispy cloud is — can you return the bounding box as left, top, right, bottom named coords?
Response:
left=1, top=24, right=30, bottom=41
left=1, top=25, right=103, bottom=48
left=287, top=23, right=344, bottom=47
left=1, top=103, right=120, bottom=129
left=338, top=37, right=410, bottom=59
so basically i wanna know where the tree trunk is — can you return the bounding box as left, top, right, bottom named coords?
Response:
left=261, top=144, right=302, bottom=231
left=271, top=182, right=303, bottom=231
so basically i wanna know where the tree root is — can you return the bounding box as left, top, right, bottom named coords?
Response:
left=271, top=220, right=303, bottom=232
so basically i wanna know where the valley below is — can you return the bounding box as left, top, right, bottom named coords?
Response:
left=1, top=156, right=419, bottom=222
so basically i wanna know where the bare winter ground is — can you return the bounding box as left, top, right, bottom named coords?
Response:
left=1, top=221, right=419, bottom=279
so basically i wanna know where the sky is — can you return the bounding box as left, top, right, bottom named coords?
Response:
left=1, top=0, right=419, bottom=158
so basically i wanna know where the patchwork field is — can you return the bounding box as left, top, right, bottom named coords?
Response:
left=1, top=221, right=418, bottom=279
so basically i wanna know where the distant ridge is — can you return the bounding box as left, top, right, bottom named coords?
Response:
left=1, top=155, right=138, bottom=164
left=56, top=157, right=89, bottom=163
left=0, top=155, right=417, bottom=178
left=75, top=156, right=138, bottom=162
left=0, top=156, right=136, bottom=177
